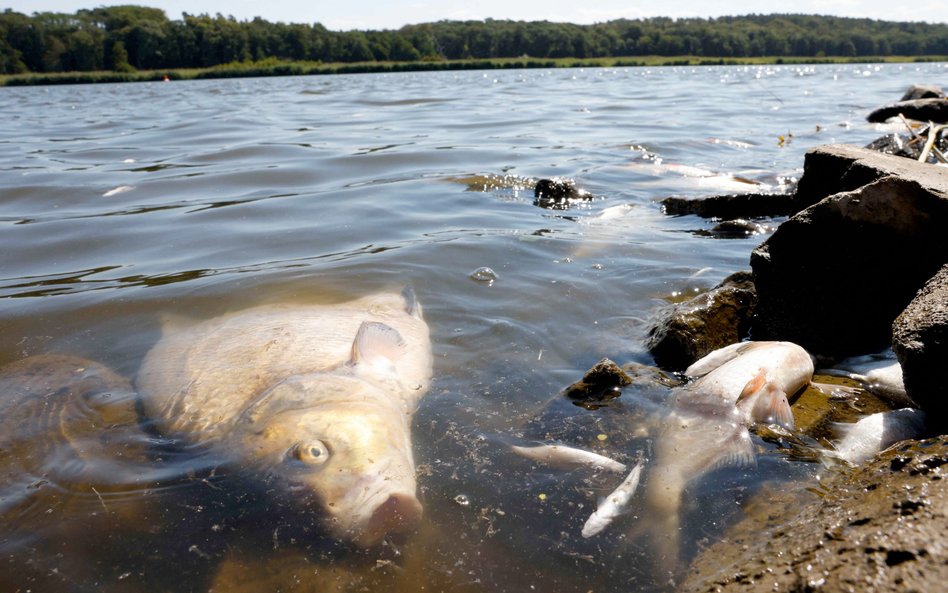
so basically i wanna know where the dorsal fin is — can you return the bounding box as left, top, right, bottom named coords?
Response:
left=350, top=321, right=407, bottom=367
left=401, top=285, right=423, bottom=319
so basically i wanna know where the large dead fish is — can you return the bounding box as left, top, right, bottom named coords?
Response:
left=137, top=288, right=433, bottom=547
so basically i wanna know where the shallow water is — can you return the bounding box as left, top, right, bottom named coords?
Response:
left=0, top=63, right=943, bottom=592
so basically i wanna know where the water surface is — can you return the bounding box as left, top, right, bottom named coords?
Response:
left=1, top=62, right=943, bottom=592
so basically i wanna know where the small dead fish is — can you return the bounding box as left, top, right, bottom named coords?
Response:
left=821, top=353, right=913, bottom=407
left=582, top=461, right=644, bottom=538
left=510, top=444, right=627, bottom=474
left=832, top=408, right=927, bottom=464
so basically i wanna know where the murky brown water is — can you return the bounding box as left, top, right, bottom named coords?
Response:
left=1, top=63, right=943, bottom=592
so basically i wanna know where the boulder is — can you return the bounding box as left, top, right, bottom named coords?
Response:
left=683, top=436, right=948, bottom=593
left=900, top=83, right=945, bottom=101
left=793, top=143, right=948, bottom=210
left=892, top=263, right=948, bottom=422
left=867, top=97, right=948, bottom=123
left=660, top=192, right=796, bottom=219
left=752, top=171, right=948, bottom=357
left=645, top=271, right=756, bottom=370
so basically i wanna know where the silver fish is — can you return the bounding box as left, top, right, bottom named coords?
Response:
left=832, top=408, right=927, bottom=464
left=137, top=288, right=433, bottom=547
left=581, top=461, right=644, bottom=538
left=510, top=443, right=628, bottom=474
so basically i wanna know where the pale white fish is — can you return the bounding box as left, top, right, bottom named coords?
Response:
left=138, top=288, right=433, bottom=547
left=820, top=353, right=912, bottom=406
left=832, top=408, right=926, bottom=465
left=684, top=341, right=814, bottom=429
left=629, top=341, right=811, bottom=571
left=510, top=444, right=627, bottom=474
left=582, top=461, right=645, bottom=538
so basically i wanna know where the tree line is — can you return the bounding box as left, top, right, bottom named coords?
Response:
left=2, top=5, right=947, bottom=75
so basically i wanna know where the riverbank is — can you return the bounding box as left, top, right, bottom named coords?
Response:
left=3, top=55, right=946, bottom=87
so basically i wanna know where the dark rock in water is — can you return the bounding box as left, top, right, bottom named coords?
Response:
left=533, top=177, right=593, bottom=210
left=561, top=358, right=632, bottom=407
left=752, top=171, right=948, bottom=357
left=646, top=271, right=757, bottom=371
left=867, top=97, right=948, bottom=123
left=893, top=264, right=948, bottom=423
left=900, top=83, right=945, bottom=101
left=660, top=192, right=796, bottom=219
left=683, top=436, right=948, bottom=593
left=691, top=219, right=776, bottom=239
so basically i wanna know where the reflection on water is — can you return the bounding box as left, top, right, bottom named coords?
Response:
left=1, top=63, right=945, bottom=591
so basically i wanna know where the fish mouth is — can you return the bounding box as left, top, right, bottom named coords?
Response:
left=349, top=491, right=424, bottom=547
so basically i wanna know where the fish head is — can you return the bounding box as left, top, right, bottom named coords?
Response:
left=233, top=373, right=422, bottom=547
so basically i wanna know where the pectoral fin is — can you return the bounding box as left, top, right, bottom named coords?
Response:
left=737, top=377, right=794, bottom=429
left=350, top=321, right=407, bottom=368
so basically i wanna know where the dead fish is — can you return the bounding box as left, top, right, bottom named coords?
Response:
left=137, top=288, right=433, bottom=547
left=832, top=408, right=927, bottom=464
left=820, top=353, right=913, bottom=407
left=685, top=340, right=814, bottom=429
left=510, top=444, right=627, bottom=474
left=629, top=341, right=812, bottom=570
left=581, top=461, right=644, bottom=538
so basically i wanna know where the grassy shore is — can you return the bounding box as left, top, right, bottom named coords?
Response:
left=2, top=55, right=946, bottom=87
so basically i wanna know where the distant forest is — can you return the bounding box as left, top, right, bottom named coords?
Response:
left=2, top=5, right=948, bottom=74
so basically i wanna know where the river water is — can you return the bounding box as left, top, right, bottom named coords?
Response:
left=0, top=62, right=944, bottom=592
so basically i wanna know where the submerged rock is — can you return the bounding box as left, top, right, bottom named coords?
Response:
left=752, top=154, right=948, bottom=357
left=561, top=358, right=633, bottom=407
left=646, top=271, right=757, bottom=371
left=533, top=178, right=593, bottom=210
left=893, top=263, right=948, bottom=423
left=683, top=436, right=948, bottom=593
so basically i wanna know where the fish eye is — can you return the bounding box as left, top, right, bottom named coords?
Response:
left=289, top=441, right=330, bottom=466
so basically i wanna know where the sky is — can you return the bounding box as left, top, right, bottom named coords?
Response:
left=4, top=1, right=947, bottom=30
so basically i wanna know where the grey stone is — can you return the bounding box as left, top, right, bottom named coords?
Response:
left=793, top=143, right=948, bottom=210
left=893, top=264, right=948, bottom=422
left=752, top=172, right=948, bottom=357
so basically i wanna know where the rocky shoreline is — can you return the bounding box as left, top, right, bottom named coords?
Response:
left=642, top=84, right=947, bottom=592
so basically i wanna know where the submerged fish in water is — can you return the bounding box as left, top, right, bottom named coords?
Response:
left=582, top=461, right=644, bottom=538
left=578, top=341, right=814, bottom=577
left=832, top=408, right=927, bottom=464
left=510, top=443, right=628, bottom=474
left=137, top=288, right=433, bottom=547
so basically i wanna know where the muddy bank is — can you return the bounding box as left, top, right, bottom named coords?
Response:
left=683, top=437, right=948, bottom=593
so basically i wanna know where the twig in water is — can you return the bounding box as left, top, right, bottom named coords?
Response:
left=91, top=487, right=108, bottom=512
